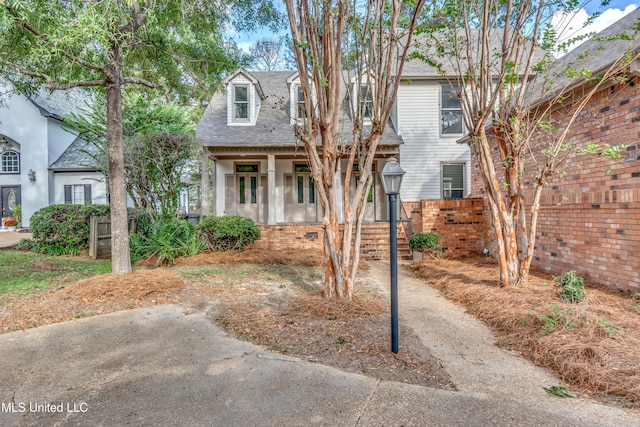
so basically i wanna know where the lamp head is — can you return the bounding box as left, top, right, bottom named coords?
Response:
left=380, top=157, right=405, bottom=195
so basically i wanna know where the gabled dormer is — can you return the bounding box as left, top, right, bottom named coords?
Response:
left=349, top=73, right=374, bottom=124
left=225, top=69, right=263, bottom=126
left=286, top=72, right=316, bottom=125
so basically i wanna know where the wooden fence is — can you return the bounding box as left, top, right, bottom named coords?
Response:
left=89, top=214, right=201, bottom=259
left=89, top=216, right=138, bottom=259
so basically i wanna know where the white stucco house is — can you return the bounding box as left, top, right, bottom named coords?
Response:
left=0, top=83, right=107, bottom=228
left=196, top=66, right=470, bottom=225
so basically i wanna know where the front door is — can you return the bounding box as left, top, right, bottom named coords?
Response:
left=284, top=164, right=320, bottom=222
left=236, top=173, right=259, bottom=221
left=1, top=186, right=20, bottom=219
left=224, top=164, right=266, bottom=223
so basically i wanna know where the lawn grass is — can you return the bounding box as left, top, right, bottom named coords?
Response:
left=0, top=250, right=111, bottom=294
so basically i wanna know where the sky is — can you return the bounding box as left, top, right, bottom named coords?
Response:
left=552, top=1, right=638, bottom=56
left=230, top=1, right=639, bottom=56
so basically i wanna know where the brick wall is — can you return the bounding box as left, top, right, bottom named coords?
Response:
left=471, top=78, right=640, bottom=293
left=418, top=198, right=484, bottom=256
left=250, top=224, right=325, bottom=252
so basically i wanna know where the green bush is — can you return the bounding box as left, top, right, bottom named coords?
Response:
left=409, top=232, right=443, bottom=256
left=28, top=204, right=111, bottom=255
left=555, top=270, right=586, bottom=303
left=130, top=215, right=204, bottom=266
left=198, top=215, right=260, bottom=252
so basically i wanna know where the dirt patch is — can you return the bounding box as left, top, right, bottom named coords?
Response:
left=215, top=285, right=453, bottom=389
left=410, top=255, right=640, bottom=406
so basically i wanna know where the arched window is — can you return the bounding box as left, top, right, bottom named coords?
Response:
left=0, top=151, right=19, bottom=174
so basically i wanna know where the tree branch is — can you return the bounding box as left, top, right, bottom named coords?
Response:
left=16, top=19, right=104, bottom=73
left=121, top=77, right=156, bottom=88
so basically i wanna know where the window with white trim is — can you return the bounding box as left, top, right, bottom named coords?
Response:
left=64, top=184, right=92, bottom=205
left=0, top=151, right=19, bottom=173
left=296, top=85, right=306, bottom=119
left=359, top=85, right=373, bottom=119
left=441, top=85, right=462, bottom=135
left=442, top=164, right=465, bottom=199
left=233, top=85, right=249, bottom=120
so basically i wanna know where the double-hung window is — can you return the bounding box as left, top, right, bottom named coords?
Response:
left=296, top=85, right=306, bottom=119
left=442, top=164, right=465, bottom=199
left=64, top=184, right=92, bottom=205
left=441, top=85, right=462, bottom=135
left=359, top=86, right=373, bottom=119
left=233, top=85, right=249, bottom=120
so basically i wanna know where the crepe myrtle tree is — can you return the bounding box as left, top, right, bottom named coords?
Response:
left=415, top=0, right=633, bottom=286
left=0, top=0, right=281, bottom=273
left=284, top=0, right=426, bottom=299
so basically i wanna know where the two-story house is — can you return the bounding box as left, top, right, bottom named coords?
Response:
left=196, top=66, right=472, bottom=254
left=0, top=83, right=107, bottom=228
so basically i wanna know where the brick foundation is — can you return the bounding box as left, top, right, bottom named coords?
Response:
left=250, top=224, right=325, bottom=252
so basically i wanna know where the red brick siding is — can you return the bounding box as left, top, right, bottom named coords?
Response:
left=471, top=78, right=640, bottom=293
left=250, top=224, right=324, bottom=252
left=419, top=198, right=485, bottom=256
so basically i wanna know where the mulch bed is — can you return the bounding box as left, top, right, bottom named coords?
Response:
left=410, top=255, right=640, bottom=406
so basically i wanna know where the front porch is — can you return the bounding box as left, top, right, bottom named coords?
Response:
left=200, top=147, right=399, bottom=226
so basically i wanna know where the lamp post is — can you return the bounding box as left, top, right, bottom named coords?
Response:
left=380, top=157, right=405, bottom=354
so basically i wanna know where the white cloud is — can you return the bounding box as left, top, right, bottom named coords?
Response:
left=552, top=4, right=637, bottom=56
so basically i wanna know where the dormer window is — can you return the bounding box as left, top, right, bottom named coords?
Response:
left=233, top=85, right=249, bottom=120
left=359, top=86, right=373, bottom=119
left=225, top=70, right=262, bottom=126
left=296, top=85, right=306, bottom=119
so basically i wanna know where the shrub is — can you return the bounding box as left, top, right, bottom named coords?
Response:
left=409, top=232, right=443, bottom=256
left=29, top=204, right=111, bottom=255
left=198, top=215, right=260, bottom=252
left=555, top=270, right=586, bottom=303
left=130, top=215, right=204, bottom=266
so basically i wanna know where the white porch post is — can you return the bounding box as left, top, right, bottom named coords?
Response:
left=267, top=154, right=276, bottom=225
left=201, top=149, right=210, bottom=216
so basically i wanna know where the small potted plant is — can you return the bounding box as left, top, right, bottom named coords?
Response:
left=12, top=204, right=22, bottom=228
left=2, top=216, right=18, bottom=231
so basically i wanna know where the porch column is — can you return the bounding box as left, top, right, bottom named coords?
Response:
left=267, top=154, right=276, bottom=225
left=201, top=149, right=210, bottom=216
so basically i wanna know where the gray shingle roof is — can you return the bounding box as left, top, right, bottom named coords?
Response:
left=29, top=87, right=93, bottom=121
left=196, top=70, right=403, bottom=148
left=402, top=30, right=544, bottom=79
left=531, top=8, right=640, bottom=102
left=49, top=136, right=101, bottom=171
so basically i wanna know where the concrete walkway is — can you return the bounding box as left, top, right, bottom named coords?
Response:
left=0, top=262, right=638, bottom=426
left=0, top=230, right=31, bottom=248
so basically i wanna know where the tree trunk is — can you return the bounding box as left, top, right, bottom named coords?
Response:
left=105, top=51, right=132, bottom=275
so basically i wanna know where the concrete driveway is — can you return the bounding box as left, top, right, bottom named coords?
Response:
left=1, top=263, right=639, bottom=426
left=0, top=231, right=31, bottom=248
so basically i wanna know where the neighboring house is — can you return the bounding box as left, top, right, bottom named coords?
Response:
left=470, top=9, right=640, bottom=293
left=196, top=67, right=471, bottom=228
left=0, top=84, right=107, bottom=228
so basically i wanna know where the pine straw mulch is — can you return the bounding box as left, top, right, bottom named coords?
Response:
left=409, top=255, right=640, bottom=406
left=0, top=270, right=185, bottom=332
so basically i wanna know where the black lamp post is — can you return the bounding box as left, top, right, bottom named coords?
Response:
left=380, top=157, right=405, bottom=354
